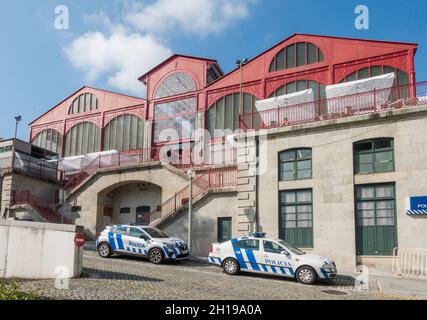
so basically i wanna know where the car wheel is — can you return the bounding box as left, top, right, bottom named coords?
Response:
left=296, top=266, right=318, bottom=285
left=149, top=248, right=164, bottom=264
left=97, top=243, right=112, bottom=258
left=222, top=258, right=240, bottom=275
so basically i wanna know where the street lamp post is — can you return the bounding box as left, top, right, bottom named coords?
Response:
left=186, top=168, right=195, bottom=252
left=236, top=59, right=248, bottom=128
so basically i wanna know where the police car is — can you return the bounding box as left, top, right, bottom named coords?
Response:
left=208, top=233, right=337, bottom=285
left=96, top=225, right=189, bottom=264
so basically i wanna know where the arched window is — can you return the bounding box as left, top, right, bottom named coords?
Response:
left=64, top=122, right=100, bottom=157
left=103, top=115, right=144, bottom=152
left=354, top=138, right=394, bottom=174
left=69, top=93, right=98, bottom=115
left=32, top=129, right=62, bottom=154
left=155, top=72, right=197, bottom=99
left=279, top=148, right=312, bottom=181
left=339, top=66, right=410, bottom=99
left=269, top=42, right=324, bottom=72
left=269, top=80, right=326, bottom=101
left=206, top=93, right=258, bottom=137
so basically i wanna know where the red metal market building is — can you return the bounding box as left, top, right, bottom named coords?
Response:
left=15, top=34, right=427, bottom=273
left=28, top=33, right=417, bottom=158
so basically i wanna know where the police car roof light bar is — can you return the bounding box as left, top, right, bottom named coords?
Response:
left=252, top=232, right=266, bottom=238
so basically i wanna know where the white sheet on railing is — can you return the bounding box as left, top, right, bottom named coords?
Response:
left=325, top=73, right=396, bottom=113
left=255, top=89, right=315, bottom=125
left=59, top=150, right=119, bottom=173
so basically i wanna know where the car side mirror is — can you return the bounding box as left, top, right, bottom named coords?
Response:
left=140, top=235, right=148, bottom=240
left=281, top=250, right=290, bottom=256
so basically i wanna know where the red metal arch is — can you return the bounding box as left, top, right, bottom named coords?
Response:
left=266, top=76, right=327, bottom=98
left=207, top=85, right=263, bottom=108
left=68, top=92, right=99, bottom=115
left=65, top=118, right=102, bottom=134
left=335, top=55, right=409, bottom=83
left=268, top=41, right=325, bottom=73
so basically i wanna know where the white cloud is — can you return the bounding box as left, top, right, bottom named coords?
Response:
left=125, top=0, right=254, bottom=36
left=64, top=0, right=256, bottom=95
left=64, top=30, right=172, bottom=95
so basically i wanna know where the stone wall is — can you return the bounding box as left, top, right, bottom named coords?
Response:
left=251, top=104, right=427, bottom=273
left=163, top=191, right=237, bottom=256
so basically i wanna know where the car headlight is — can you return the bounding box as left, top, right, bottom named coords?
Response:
left=322, top=263, right=336, bottom=269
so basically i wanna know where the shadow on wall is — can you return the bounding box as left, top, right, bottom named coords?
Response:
left=163, top=192, right=237, bottom=257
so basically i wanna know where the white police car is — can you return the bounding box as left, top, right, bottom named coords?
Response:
left=96, top=225, right=189, bottom=264
left=208, top=233, right=337, bottom=285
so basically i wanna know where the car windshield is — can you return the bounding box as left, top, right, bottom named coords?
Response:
left=277, top=240, right=306, bottom=255
left=143, top=227, right=170, bottom=238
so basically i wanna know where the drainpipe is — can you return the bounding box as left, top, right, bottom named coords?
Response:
left=254, top=135, right=259, bottom=234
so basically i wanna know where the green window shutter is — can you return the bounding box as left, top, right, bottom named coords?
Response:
left=355, top=184, right=397, bottom=255
left=279, top=189, right=313, bottom=248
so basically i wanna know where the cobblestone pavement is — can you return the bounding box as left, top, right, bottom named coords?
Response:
left=18, top=250, right=389, bottom=300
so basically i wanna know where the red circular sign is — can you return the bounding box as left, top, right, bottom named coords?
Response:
left=74, top=233, right=86, bottom=248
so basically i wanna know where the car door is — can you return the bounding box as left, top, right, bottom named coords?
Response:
left=109, top=225, right=128, bottom=253
left=261, top=240, right=295, bottom=278
left=122, top=227, right=150, bottom=256
left=232, top=239, right=263, bottom=273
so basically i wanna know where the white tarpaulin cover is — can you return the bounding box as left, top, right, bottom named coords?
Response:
left=325, top=73, right=396, bottom=114
left=59, top=150, right=119, bottom=174
left=254, top=89, right=315, bottom=125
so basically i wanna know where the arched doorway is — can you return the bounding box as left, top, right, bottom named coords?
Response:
left=98, top=181, right=162, bottom=226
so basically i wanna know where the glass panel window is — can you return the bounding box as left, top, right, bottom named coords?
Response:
left=286, top=44, right=296, bottom=69
left=279, top=148, right=312, bottom=181
left=218, top=217, right=232, bottom=243
left=263, top=241, right=285, bottom=254
left=103, top=115, right=144, bottom=152
left=354, top=139, right=394, bottom=174
left=355, top=184, right=397, bottom=255
left=129, top=227, right=144, bottom=238
left=64, top=122, right=100, bottom=157
left=279, top=189, right=313, bottom=248
left=236, top=239, right=260, bottom=250
left=155, top=72, right=196, bottom=99
left=154, top=97, right=197, bottom=143
left=276, top=50, right=285, bottom=71
left=297, top=43, right=306, bottom=67
left=307, top=43, right=317, bottom=64
left=69, top=93, right=98, bottom=115
left=358, top=67, right=370, bottom=80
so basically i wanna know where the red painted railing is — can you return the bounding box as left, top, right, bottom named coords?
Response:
left=240, top=81, right=427, bottom=130
left=149, top=167, right=237, bottom=227
left=63, top=148, right=160, bottom=191
left=12, top=190, right=71, bottom=224
left=63, top=146, right=238, bottom=192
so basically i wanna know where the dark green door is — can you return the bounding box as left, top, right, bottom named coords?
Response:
left=355, top=184, right=397, bottom=256
left=218, top=217, right=232, bottom=243
left=279, top=189, right=313, bottom=248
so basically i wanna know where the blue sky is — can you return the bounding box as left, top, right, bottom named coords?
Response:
left=1, top=0, right=426, bottom=140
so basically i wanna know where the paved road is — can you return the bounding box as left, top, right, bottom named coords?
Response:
left=19, top=250, right=388, bottom=300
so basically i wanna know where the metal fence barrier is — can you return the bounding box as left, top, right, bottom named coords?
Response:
left=392, top=247, right=427, bottom=279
